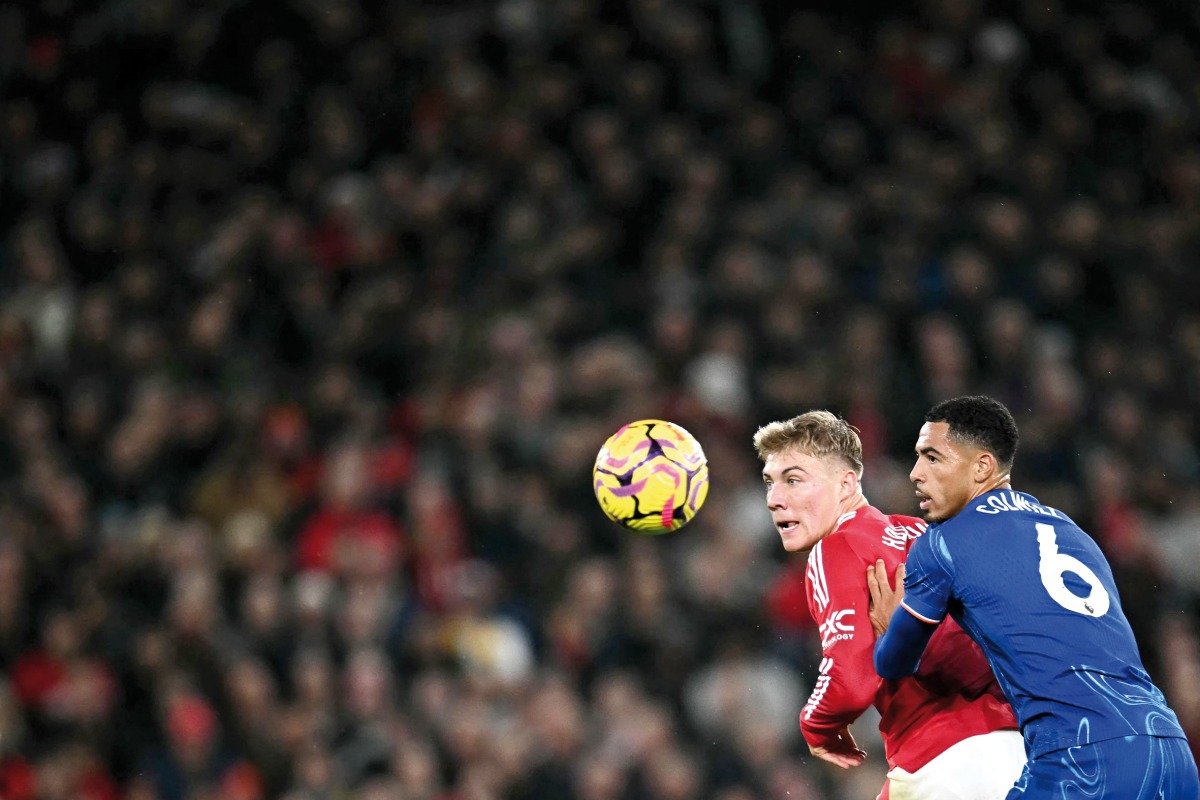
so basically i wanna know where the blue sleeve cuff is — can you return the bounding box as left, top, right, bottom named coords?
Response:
left=874, top=607, right=939, bottom=680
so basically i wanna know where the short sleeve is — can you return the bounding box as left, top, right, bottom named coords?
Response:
left=901, top=526, right=954, bottom=623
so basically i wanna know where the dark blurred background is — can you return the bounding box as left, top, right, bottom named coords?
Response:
left=1, top=0, right=1199, bottom=798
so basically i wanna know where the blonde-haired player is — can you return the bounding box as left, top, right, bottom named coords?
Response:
left=754, top=411, right=1023, bottom=800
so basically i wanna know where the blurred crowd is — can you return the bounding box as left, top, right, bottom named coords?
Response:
left=2, top=0, right=1200, bottom=798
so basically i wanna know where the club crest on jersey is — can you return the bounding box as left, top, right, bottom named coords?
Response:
left=820, top=608, right=855, bottom=647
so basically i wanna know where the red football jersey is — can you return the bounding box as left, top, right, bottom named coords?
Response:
left=800, top=505, right=1017, bottom=772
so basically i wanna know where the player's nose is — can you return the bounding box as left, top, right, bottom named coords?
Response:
left=765, top=483, right=785, bottom=509
left=908, top=461, right=923, bottom=484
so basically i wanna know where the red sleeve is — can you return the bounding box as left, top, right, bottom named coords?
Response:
left=799, top=537, right=881, bottom=749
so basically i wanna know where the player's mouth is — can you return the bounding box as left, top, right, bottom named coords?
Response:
left=915, top=491, right=932, bottom=510
left=776, top=520, right=799, bottom=533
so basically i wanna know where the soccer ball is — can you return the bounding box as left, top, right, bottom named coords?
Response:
left=593, top=419, right=709, bottom=533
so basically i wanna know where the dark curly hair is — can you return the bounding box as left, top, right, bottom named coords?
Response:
left=925, top=395, right=1019, bottom=469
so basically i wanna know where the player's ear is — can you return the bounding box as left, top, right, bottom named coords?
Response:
left=974, top=451, right=997, bottom=484
left=840, top=468, right=860, bottom=499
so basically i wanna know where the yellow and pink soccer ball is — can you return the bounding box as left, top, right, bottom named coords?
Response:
left=593, top=419, right=709, bottom=533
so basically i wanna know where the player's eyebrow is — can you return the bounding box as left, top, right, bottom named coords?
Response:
left=916, top=445, right=944, bottom=458
left=763, top=465, right=808, bottom=481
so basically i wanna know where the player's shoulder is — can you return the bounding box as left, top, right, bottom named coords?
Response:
left=883, top=512, right=926, bottom=538
left=843, top=506, right=926, bottom=540
left=984, top=489, right=1061, bottom=515
left=943, top=489, right=1068, bottom=534
left=831, top=506, right=922, bottom=561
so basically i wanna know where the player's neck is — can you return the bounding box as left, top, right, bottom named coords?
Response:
left=839, top=493, right=869, bottom=517
left=968, top=476, right=1012, bottom=503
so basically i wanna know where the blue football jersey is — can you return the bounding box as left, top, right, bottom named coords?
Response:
left=902, top=489, right=1187, bottom=759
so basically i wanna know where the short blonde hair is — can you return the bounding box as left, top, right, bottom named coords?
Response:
left=752, top=411, right=864, bottom=476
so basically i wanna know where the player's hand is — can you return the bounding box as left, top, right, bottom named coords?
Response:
left=867, top=560, right=905, bottom=637
left=809, top=726, right=867, bottom=768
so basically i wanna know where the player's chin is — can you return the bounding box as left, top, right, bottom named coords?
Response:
left=922, top=507, right=950, bottom=524
left=779, top=528, right=815, bottom=552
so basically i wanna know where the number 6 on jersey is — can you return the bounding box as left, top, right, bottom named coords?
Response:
left=1036, top=523, right=1110, bottom=617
